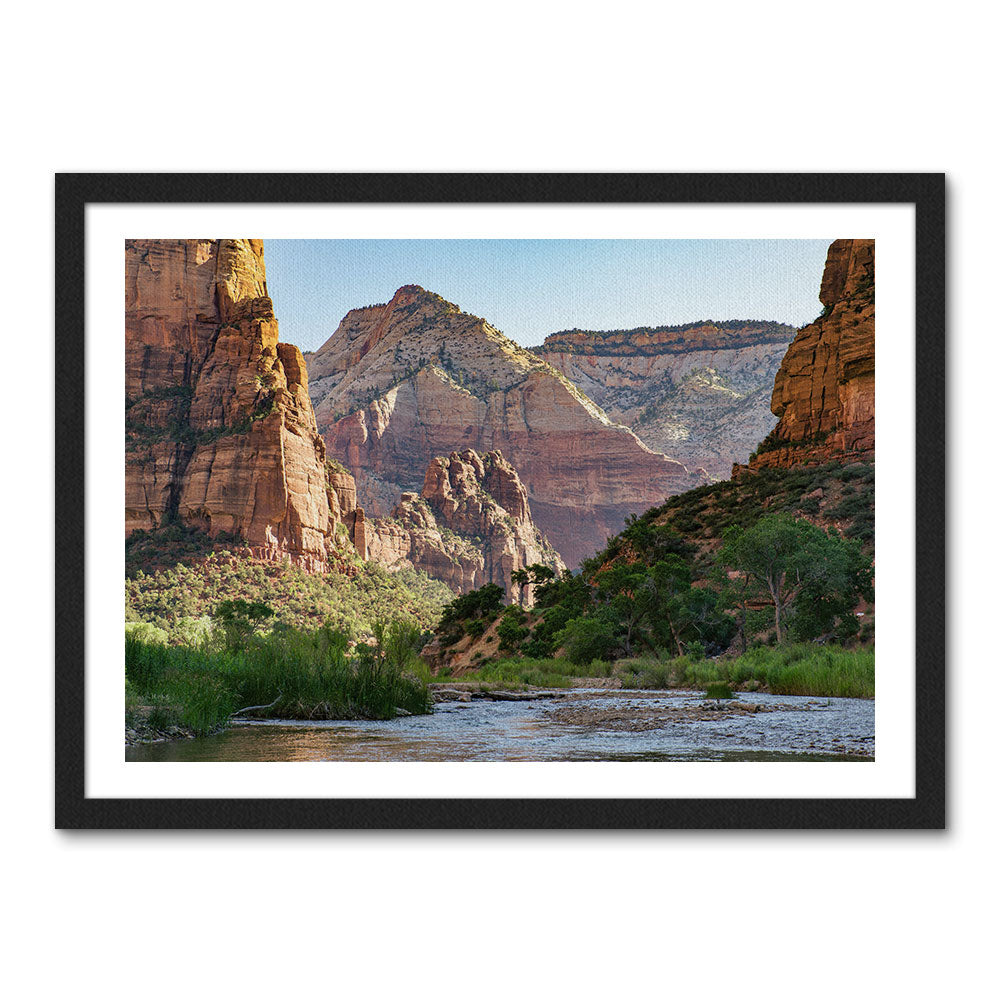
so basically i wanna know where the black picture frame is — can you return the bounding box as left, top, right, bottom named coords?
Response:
left=55, top=172, right=946, bottom=830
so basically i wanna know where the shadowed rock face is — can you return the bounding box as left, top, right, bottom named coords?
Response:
left=306, top=286, right=706, bottom=567
left=747, top=240, right=875, bottom=470
left=364, top=448, right=565, bottom=603
left=536, top=321, right=795, bottom=479
left=125, top=239, right=359, bottom=571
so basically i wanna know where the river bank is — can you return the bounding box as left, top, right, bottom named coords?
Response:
left=125, top=711, right=203, bottom=747
left=126, top=671, right=877, bottom=749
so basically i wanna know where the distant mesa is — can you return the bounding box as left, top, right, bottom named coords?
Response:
left=306, top=284, right=707, bottom=567
left=535, top=320, right=797, bottom=480
left=536, top=319, right=794, bottom=357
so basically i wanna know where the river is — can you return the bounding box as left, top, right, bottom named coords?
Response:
left=125, top=688, right=874, bottom=762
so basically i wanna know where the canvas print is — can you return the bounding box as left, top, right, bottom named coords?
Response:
left=124, top=237, right=875, bottom=763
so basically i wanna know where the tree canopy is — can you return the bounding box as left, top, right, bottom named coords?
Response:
left=717, top=513, right=873, bottom=643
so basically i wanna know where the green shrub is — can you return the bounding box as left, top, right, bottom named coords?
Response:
left=704, top=681, right=734, bottom=700
left=124, top=621, right=169, bottom=646
left=496, top=614, right=529, bottom=652
left=556, top=614, right=619, bottom=665
left=465, top=618, right=487, bottom=638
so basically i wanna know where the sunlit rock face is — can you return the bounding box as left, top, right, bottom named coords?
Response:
left=747, top=239, right=875, bottom=471
left=536, top=320, right=796, bottom=480
left=365, top=448, right=565, bottom=604
left=125, top=239, right=360, bottom=571
left=306, top=285, right=706, bottom=567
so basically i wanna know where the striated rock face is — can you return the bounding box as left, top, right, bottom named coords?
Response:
left=125, top=239, right=360, bottom=571
left=536, top=321, right=795, bottom=479
left=364, top=449, right=565, bottom=604
left=306, top=286, right=706, bottom=566
left=539, top=320, right=793, bottom=357
left=748, top=240, right=875, bottom=470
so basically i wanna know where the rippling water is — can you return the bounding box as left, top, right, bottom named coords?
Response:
left=125, top=689, right=874, bottom=762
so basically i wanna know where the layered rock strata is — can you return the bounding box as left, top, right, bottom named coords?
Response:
left=306, top=285, right=706, bottom=566
left=125, top=239, right=360, bottom=570
left=363, top=449, right=565, bottom=603
left=747, top=240, right=875, bottom=470
left=536, top=321, right=795, bottom=479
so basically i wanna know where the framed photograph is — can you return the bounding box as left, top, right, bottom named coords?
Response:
left=55, top=173, right=945, bottom=829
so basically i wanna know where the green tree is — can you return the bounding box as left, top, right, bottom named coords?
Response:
left=526, top=563, right=556, bottom=585
left=555, top=610, right=619, bottom=665
left=438, top=582, right=505, bottom=637
left=710, top=564, right=769, bottom=654
left=592, top=563, right=655, bottom=656
left=716, top=514, right=873, bottom=644
left=533, top=570, right=592, bottom=613
left=510, top=568, right=530, bottom=607
left=646, top=555, right=697, bottom=657
left=620, top=516, right=691, bottom=562
left=496, top=607, right=530, bottom=652
left=213, top=599, right=274, bottom=650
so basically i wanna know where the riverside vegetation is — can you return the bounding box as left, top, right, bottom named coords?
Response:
left=426, top=470, right=875, bottom=699
left=125, top=523, right=450, bottom=740
left=126, top=607, right=432, bottom=738
left=434, top=645, right=874, bottom=700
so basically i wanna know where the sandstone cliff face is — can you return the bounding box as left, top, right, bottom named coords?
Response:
left=536, top=321, right=795, bottom=479
left=363, top=449, right=565, bottom=603
left=125, top=239, right=359, bottom=571
left=747, top=240, right=875, bottom=470
left=306, top=286, right=706, bottom=566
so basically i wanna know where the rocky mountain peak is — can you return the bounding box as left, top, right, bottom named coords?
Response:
left=819, top=239, right=875, bottom=308
left=306, top=288, right=706, bottom=566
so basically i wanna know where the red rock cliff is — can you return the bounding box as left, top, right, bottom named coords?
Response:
left=364, top=449, right=565, bottom=603
left=748, top=239, right=875, bottom=470
left=125, top=239, right=359, bottom=571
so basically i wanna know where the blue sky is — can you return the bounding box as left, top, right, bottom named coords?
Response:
left=265, top=239, right=833, bottom=352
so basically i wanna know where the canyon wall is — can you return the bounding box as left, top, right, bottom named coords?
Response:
left=125, top=239, right=360, bottom=571
left=306, top=286, right=706, bottom=567
left=536, top=321, right=795, bottom=479
left=363, top=449, right=565, bottom=603
left=747, top=240, right=875, bottom=470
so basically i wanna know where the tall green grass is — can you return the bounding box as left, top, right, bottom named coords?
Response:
left=125, top=623, right=432, bottom=735
left=457, top=656, right=615, bottom=689
left=620, top=643, right=874, bottom=698
left=459, top=643, right=874, bottom=699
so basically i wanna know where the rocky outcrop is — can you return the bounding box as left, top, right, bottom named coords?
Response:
left=747, top=240, right=875, bottom=470
left=125, top=239, right=360, bottom=571
left=536, top=321, right=795, bottom=479
left=306, top=285, right=707, bottom=566
left=364, top=449, right=565, bottom=604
